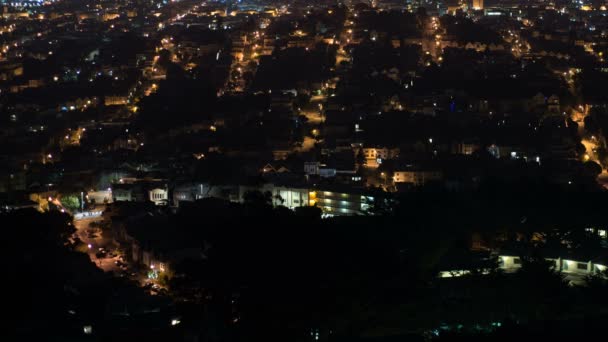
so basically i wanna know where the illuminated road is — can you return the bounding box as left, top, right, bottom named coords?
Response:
left=580, top=126, right=608, bottom=189
left=74, top=216, right=121, bottom=273
left=296, top=136, right=316, bottom=152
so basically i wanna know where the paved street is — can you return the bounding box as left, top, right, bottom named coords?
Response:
left=74, top=216, right=120, bottom=273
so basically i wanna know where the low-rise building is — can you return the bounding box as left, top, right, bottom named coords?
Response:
left=393, top=169, right=443, bottom=186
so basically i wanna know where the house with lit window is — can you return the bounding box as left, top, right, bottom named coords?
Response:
left=357, top=146, right=400, bottom=168
left=308, top=188, right=373, bottom=216
left=393, top=170, right=443, bottom=186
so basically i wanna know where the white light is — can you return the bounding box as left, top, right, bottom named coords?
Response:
left=171, top=319, right=181, bottom=326
left=83, top=325, right=93, bottom=334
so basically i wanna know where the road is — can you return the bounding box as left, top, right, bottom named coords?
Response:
left=73, top=214, right=157, bottom=290
left=295, top=136, right=316, bottom=152
left=578, top=118, right=608, bottom=189
left=73, top=216, right=121, bottom=273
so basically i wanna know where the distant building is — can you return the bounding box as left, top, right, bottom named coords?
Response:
left=304, top=161, right=320, bottom=175
left=453, top=142, right=479, bottom=155
left=393, top=170, right=443, bottom=186
left=104, top=96, right=128, bottom=106
left=173, top=183, right=209, bottom=206
left=359, top=147, right=400, bottom=168
left=304, top=162, right=338, bottom=178
left=239, top=183, right=373, bottom=216
left=308, top=188, right=372, bottom=216
left=472, top=0, right=483, bottom=10
left=111, top=178, right=169, bottom=206
left=148, top=187, right=169, bottom=206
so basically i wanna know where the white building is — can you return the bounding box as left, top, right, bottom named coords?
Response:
left=439, top=255, right=608, bottom=279
left=149, top=187, right=169, bottom=206
left=239, top=184, right=373, bottom=216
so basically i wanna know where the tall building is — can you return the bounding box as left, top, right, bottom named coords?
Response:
left=472, top=0, right=483, bottom=10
